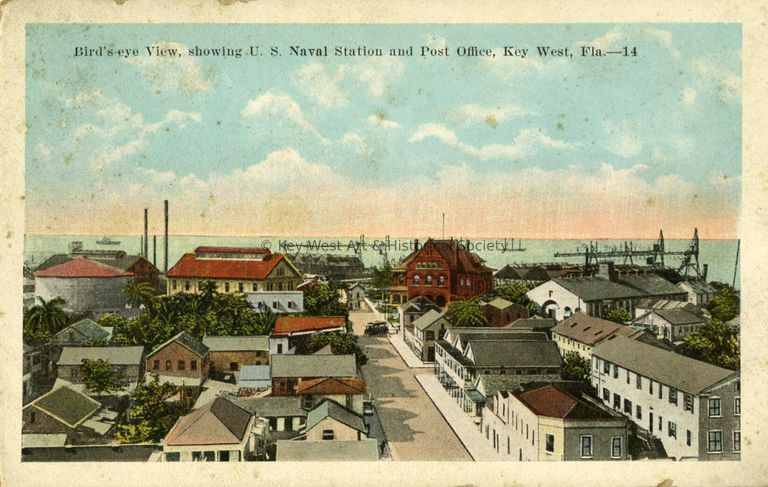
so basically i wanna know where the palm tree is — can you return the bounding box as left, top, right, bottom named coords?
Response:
left=25, top=296, right=69, bottom=339
left=253, top=302, right=276, bottom=335
left=446, top=299, right=488, bottom=327
left=123, top=281, right=156, bottom=309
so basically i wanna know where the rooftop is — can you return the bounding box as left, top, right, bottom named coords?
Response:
left=592, top=335, right=736, bottom=395
left=223, top=394, right=306, bottom=418
left=202, top=335, right=269, bottom=352
left=164, top=395, right=252, bottom=446
left=552, top=313, right=642, bottom=346
left=148, top=330, right=209, bottom=358
left=466, top=340, right=561, bottom=368
left=58, top=346, right=145, bottom=366
left=651, top=308, right=707, bottom=325
left=272, top=316, right=346, bottom=337
left=34, top=258, right=134, bottom=279
left=54, top=319, right=111, bottom=341
left=27, top=386, right=101, bottom=428
left=398, top=238, right=492, bottom=274
left=305, top=399, right=367, bottom=434
left=412, top=309, right=446, bottom=331
left=271, top=354, right=357, bottom=379
left=449, top=328, right=547, bottom=349
left=167, top=252, right=289, bottom=280
left=296, top=377, right=367, bottom=396
left=515, top=384, right=615, bottom=420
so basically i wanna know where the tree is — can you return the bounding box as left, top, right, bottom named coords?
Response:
left=604, top=308, right=631, bottom=324
left=80, top=359, right=125, bottom=395
left=117, top=376, right=185, bottom=444
left=123, top=281, right=156, bottom=309
left=24, top=297, right=69, bottom=344
left=493, top=282, right=534, bottom=307
left=308, top=332, right=368, bottom=366
left=252, top=303, right=277, bottom=335
left=97, top=313, right=127, bottom=329
left=708, top=286, right=740, bottom=322
left=304, top=284, right=348, bottom=317
left=677, top=319, right=740, bottom=370
left=446, top=299, right=488, bottom=327
left=561, top=352, right=591, bottom=381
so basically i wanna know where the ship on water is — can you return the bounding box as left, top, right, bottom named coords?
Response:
left=96, top=236, right=121, bottom=245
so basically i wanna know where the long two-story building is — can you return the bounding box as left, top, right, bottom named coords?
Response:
left=591, top=336, right=739, bottom=461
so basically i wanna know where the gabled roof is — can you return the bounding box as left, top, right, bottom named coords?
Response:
left=449, top=328, right=547, bottom=349
left=592, top=335, right=736, bottom=395
left=677, top=279, right=719, bottom=294
left=202, top=335, right=269, bottom=352
left=34, top=258, right=134, bottom=278
left=164, top=395, right=252, bottom=446
left=515, top=384, right=614, bottom=419
left=485, top=297, right=520, bottom=311
left=551, top=277, right=644, bottom=301
left=271, top=354, right=357, bottom=378
left=620, top=274, right=686, bottom=297
left=296, top=377, right=367, bottom=395
left=652, top=308, right=707, bottom=325
left=412, top=309, right=447, bottom=331
left=305, top=399, right=367, bottom=434
left=167, top=252, right=291, bottom=280
left=552, top=313, right=642, bottom=346
left=223, top=394, right=306, bottom=418
left=276, top=439, right=379, bottom=461
left=272, top=316, right=346, bottom=337
left=237, top=365, right=271, bottom=383
left=147, top=331, right=209, bottom=358
left=54, top=319, right=111, bottom=341
left=36, top=254, right=154, bottom=273
left=57, top=346, right=144, bottom=366
left=506, top=317, right=557, bottom=331
left=27, top=386, right=100, bottom=428
left=466, top=340, right=561, bottom=368
left=402, top=295, right=441, bottom=313
left=398, top=238, right=492, bottom=274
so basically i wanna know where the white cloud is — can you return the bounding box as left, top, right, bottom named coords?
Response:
left=293, top=58, right=405, bottom=107
left=454, top=104, right=530, bottom=126
left=683, top=87, right=698, bottom=106
left=602, top=120, right=642, bottom=158
left=125, top=42, right=210, bottom=94
left=242, top=91, right=326, bottom=142
left=410, top=123, right=580, bottom=161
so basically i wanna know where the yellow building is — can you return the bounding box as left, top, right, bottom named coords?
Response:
left=166, top=246, right=302, bottom=295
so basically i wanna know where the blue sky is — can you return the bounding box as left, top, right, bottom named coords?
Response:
left=25, top=24, right=741, bottom=238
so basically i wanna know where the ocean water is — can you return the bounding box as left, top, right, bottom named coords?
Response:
left=23, top=234, right=740, bottom=288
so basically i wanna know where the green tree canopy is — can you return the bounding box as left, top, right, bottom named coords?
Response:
left=308, top=332, right=368, bottom=367
left=561, top=352, right=591, bottom=381
left=24, top=297, right=70, bottom=344
left=123, top=281, right=157, bottom=308
left=604, top=308, right=631, bottom=324
left=117, top=376, right=185, bottom=444
left=80, top=358, right=125, bottom=395
left=304, top=284, right=349, bottom=317
left=707, top=286, right=740, bottom=322
left=492, top=282, right=534, bottom=307
left=446, top=299, right=488, bottom=327
left=677, top=319, right=740, bottom=370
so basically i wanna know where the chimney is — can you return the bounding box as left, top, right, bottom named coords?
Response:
left=164, top=200, right=169, bottom=273
left=144, top=208, right=149, bottom=258
left=597, top=261, right=616, bottom=281
left=153, top=235, right=157, bottom=266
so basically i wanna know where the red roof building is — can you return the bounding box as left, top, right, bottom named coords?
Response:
left=390, top=238, right=494, bottom=306
left=296, top=377, right=367, bottom=396
left=166, top=247, right=302, bottom=295
left=272, top=316, right=347, bottom=337
left=34, top=258, right=134, bottom=278
left=515, top=384, right=614, bottom=420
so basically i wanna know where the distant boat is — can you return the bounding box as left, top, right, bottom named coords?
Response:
left=96, top=237, right=121, bottom=245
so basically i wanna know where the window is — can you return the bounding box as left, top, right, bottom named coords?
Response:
left=623, top=399, right=632, bottom=415
left=636, top=374, right=642, bottom=389
left=438, top=275, right=445, bottom=285
left=626, top=370, right=630, bottom=384
left=580, top=435, right=593, bottom=458
left=177, top=360, right=185, bottom=371
left=30, top=411, right=36, bottom=423
left=603, top=361, right=610, bottom=374
left=277, top=344, right=283, bottom=354
left=669, top=388, right=678, bottom=406
left=185, top=281, right=190, bottom=291
left=545, top=434, right=555, bottom=453
left=425, top=331, right=435, bottom=341
left=612, top=364, right=618, bottom=379
left=708, top=431, right=723, bottom=453
left=733, top=431, right=741, bottom=452
left=636, top=405, right=642, bottom=420
left=649, top=380, right=654, bottom=395
left=165, top=360, right=172, bottom=371
left=594, top=358, right=599, bottom=371
left=238, top=283, right=244, bottom=292
left=658, top=416, right=662, bottom=431
left=611, top=437, right=623, bottom=459
left=414, top=275, right=420, bottom=285
left=165, top=452, right=180, bottom=462
left=658, top=383, right=663, bottom=399
left=230, top=362, right=238, bottom=371
left=191, top=360, right=197, bottom=371
left=224, top=282, right=230, bottom=293
left=613, top=393, right=621, bottom=410
left=603, top=388, right=610, bottom=402
left=687, top=430, right=692, bottom=446
left=172, top=280, right=177, bottom=290
left=684, top=394, right=694, bottom=413
left=153, top=360, right=160, bottom=370
left=708, top=398, right=722, bottom=417
left=426, top=276, right=432, bottom=285
left=734, top=397, right=741, bottom=416
left=252, top=283, right=257, bottom=291
left=668, top=421, right=677, bottom=439
left=219, top=450, right=230, bottom=461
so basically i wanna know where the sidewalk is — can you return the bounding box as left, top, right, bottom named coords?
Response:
left=363, top=296, right=385, bottom=320
left=415, top=374, right=504, bottom=461
left=388, top=333, right=434, bottom=369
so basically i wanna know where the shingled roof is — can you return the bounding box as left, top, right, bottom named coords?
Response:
left=305, top=399, right=367, bottom=434
left=167, top=252, right=289, bottom=280
left=27, top=386, right=100, bottom=428
left=592, top=336, right=736, bottom=395
left=164, top=395, right=252, bottom=446
left=57, top=346, right=145, bottom=366
left=53, top=319, right=111, bottom=342
left=466, top=340, right=561, bottom=368
left=652, top=308, right=707, bottom=325
left=271, top=354, right=357, bottom=378
left=147, top=331, right=209, bottom=358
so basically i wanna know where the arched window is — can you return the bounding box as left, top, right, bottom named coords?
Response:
left=426, top=275, right=433, bottom=285
left=413, top=275, right=420, bottom=285
left=438, top=275, right=445, bottom=286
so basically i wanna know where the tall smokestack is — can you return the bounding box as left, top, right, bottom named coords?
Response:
left=164, top=200, right=169, bottom=273
left=144, top=208, right=149, bottom=258
left=153, top=235, right=157, bottom=267
left=140, top=235, right=143, bottom=257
